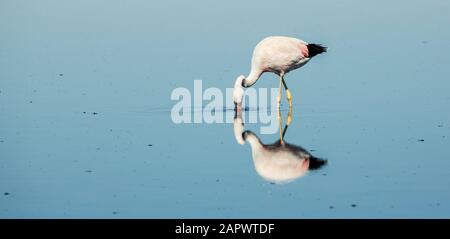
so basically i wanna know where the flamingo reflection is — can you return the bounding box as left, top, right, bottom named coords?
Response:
left=233, top=108, right=327, bottom=184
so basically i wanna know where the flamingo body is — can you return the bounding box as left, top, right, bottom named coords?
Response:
left=233, top=36, right=326, bottom=105
left=249, top=36, right=310, bottom=80
left=233, top=114, right=327, bottom=184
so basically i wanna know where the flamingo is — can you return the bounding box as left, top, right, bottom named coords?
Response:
left=233, top=36, right=327, bottom=108
left=233, top=109, right=327, bottom=184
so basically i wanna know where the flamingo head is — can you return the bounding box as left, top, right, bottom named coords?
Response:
left=233, top=75, right=245, bottom=105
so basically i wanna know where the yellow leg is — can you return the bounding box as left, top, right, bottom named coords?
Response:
left=286, top=89, right=292, bottom=108
left=278, top=108, right=284, bottom=144
left=282, top=77, right=293, bottom=108
left=286, top=104, right=292, bottom=126
left=277, top=76, right=282, bottom=109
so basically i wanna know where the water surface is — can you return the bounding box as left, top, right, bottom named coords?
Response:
left=1, top=0, right=450, bottom=218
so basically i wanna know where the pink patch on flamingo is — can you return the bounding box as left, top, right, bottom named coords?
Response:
left=300, top=44, right=309, bottom=58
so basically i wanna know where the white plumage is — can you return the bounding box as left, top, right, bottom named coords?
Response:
left=233, top=36, right=326, bottom=107
left=233, top=111, right=327, bottom=184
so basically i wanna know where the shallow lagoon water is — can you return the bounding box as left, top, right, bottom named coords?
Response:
left=1, top=0, right=450, bottom=218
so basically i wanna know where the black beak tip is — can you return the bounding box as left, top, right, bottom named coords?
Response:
left=242, top=131, right=248, bottom=140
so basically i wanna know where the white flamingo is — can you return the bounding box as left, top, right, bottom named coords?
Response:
left=233, top=109, right=327, bottom=184
left=233, top=36, right=327, bottom=108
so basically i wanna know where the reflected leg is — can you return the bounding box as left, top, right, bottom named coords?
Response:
left=278, top=107, right=284, bottom=144
left=282, top=122, right=289, bottom=139
left=286, top=101, right=292, bottom=126
left=281, top=108, right=292, bottom=139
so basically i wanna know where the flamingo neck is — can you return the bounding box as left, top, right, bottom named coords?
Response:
left=245, top=132, right=264, bottom=151
left=243, top=68, right=261, bottom=88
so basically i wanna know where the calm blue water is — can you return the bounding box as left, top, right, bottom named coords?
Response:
left=1, top=0, right=450, bottom=218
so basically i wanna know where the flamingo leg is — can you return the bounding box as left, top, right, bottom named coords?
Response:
left=281, top=76, right=293, bottom=108
left=277, top=76, right=282, bottom=109
left=277, top=107, right=284, bottom=145
left=286, top=103, right=293, bottom=126
left=282, top=121, right=289, bottom=139
left=281, top=108, right=292, bottom=143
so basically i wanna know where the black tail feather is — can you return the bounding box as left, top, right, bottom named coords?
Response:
left=308, top=156, right=327, bottom=170
left=307, top=43, right=327, bottom=58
